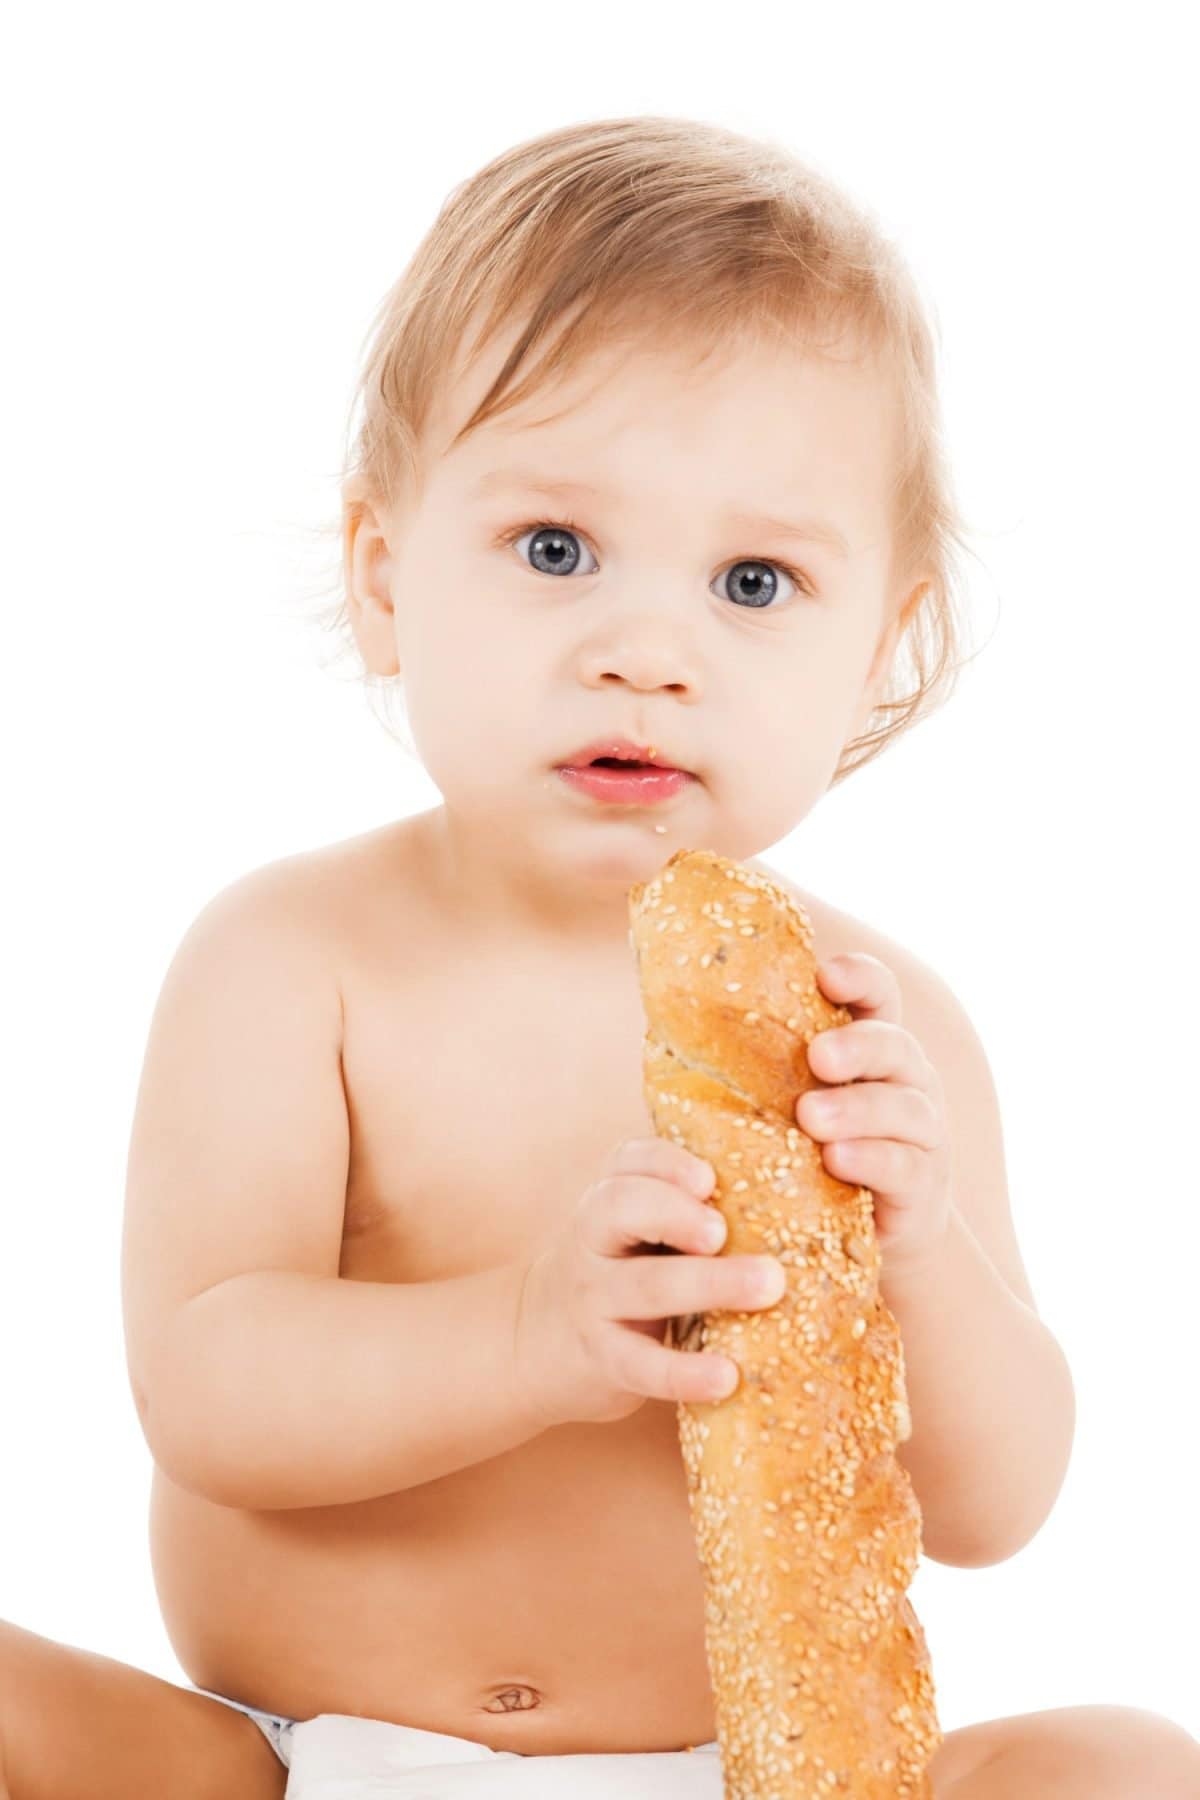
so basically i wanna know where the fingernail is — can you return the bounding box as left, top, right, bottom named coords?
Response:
left=757, top=1259, right=787, bottom=1300
left=701, top=1213, right=727, bottom=1249
left=712, top=1360, right=739, bottom=1398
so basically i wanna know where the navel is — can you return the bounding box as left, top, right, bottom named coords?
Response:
left=481, top=1683, right=542, bottom=1713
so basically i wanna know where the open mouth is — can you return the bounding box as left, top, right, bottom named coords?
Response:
left=556, top=756, right=693, bottom=804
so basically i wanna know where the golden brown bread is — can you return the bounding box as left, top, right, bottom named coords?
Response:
left=628, top=847, right=942, bottom=1799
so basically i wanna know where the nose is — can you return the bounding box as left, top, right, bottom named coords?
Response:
left=577, top=597, right=703, bottom=697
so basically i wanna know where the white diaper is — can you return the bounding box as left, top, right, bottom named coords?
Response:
left=281, top=1714, right=725, bottom=1799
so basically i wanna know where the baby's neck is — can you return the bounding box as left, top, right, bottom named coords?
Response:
left=413, top=803, right=660, bottom=963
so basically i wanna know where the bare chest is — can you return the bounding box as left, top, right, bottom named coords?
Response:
left=154, top=901, right=722, bottom=1741
left=153, top=837, right=854, bottom=1742
left=336, top=935, right=657, bottom=1277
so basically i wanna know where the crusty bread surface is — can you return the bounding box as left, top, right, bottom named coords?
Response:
left=628, top=847, right=942, bottom=1799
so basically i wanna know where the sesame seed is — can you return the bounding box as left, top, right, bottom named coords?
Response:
left=627, top=845, right=944, bottom=1793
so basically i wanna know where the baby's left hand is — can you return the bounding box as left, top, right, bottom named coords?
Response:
left=795, top=952, right=954, bottom=1277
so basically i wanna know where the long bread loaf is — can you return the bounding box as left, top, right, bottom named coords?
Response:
left=628, top=847, right=942, bottom=1799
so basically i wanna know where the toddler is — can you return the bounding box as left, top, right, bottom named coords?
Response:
left=2, top=115, right=1197, bottom=1800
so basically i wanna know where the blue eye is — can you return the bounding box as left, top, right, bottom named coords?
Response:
left=497, top=517, right=810, bottom=609
left=720, top=560, right=791, bottom=610
left=507, top=520, right=597, bottom=579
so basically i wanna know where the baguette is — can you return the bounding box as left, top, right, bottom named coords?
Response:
left=628, top=847, right=942, bottom=1799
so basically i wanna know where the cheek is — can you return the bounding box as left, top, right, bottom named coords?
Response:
left=719, top=669, right=852, bottom=817
left=397, top=578, right=523, bottom=691
left=401, top=614, right=536, bottom=766
left=753, top=665, right=849, bottom=754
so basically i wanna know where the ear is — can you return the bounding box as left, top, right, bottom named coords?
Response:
left=343, top=490, right=402, bottom=677
left=848, top=577, right=928, bottom=741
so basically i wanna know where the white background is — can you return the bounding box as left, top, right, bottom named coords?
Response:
left=2, top=0, right=1197, bottom=1750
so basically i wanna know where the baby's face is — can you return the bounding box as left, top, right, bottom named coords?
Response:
left=348, top=321, right=919, bottom=926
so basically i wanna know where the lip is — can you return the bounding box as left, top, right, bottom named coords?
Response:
left=555, top=737, right=690, bottom=773
left=557, top=764, right=693, bottom=806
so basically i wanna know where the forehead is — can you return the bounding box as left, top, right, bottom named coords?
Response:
left=425, top=315, right=898, bottom=536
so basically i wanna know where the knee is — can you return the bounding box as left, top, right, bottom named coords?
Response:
left=1093, top=1706, right=1200, bottom=1797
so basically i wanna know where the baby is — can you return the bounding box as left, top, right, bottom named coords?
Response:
left=2, top=116, right=1198, bottom=1800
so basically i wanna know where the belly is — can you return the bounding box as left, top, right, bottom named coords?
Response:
left=149, top=1401, right=718, bottom=1755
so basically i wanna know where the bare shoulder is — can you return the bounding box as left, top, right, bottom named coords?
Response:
left=746, top=854, right=972, bottom=1038
left=747, top=859, right=974, bottom=1078
left=749, top=857, right=1039, bottom=1315
left=234, top=820, right=401, bottom=902
left=211, top=818, right=416, bottom=942
left=744, top=857, right=916, bottom=976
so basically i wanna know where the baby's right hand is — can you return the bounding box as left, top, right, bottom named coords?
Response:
left=512, top=1136, right=788, bottom=1428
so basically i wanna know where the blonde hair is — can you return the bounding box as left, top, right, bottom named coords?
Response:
left=295, top=114, right=989, bottom=784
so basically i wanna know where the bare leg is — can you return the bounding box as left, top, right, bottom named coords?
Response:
left=932, top=1703, right=1200, bottom=1799
left=0, top=1617, right=286, bottom=1800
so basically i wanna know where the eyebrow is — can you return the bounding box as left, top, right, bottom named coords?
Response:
left=467, top=467, right=851, bottom=558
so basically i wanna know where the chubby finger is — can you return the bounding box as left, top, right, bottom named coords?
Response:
left=604, top=1326, right=741, bottom=1405
left=612, top=1247, right=788, bottom=1323
left=818, top=1134, right=926, bottom=1198
left=584, top=1172, right=726, bottom=1259
left=796, top=1079, right=940, bottom=1147
left=815, top=951, right=902, bottom=1023
left=604, top=1134, right=715, bottom=1197
left=804, top=1018, right=932, bottom=1089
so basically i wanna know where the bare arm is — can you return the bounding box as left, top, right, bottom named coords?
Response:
left=881, top=1205, right=1076, bottom=1566
left=122, top=861, right=543, bottom=1514
left=144, top=1261, right=542, bottom=1510
left=813, top=923, right=1076, bottom=1566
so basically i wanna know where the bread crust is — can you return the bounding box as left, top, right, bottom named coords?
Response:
left=629, top=848, right=942, bottom=1798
